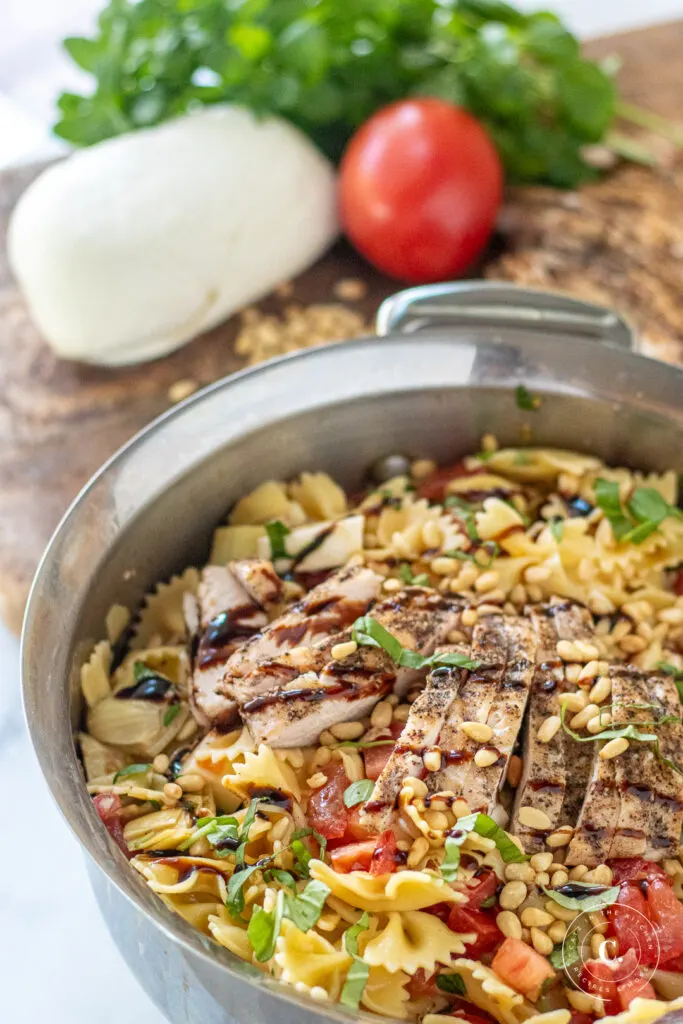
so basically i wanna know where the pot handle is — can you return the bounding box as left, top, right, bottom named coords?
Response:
left=376, top=281, right=635, bottom=350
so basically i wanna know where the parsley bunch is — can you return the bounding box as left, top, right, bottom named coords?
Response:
left=55, top=0, right=676, bottom=187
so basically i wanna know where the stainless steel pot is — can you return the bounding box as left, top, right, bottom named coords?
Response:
left=22, top=282, right=683, bottom=1024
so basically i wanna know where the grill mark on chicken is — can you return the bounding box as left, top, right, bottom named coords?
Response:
left=566, top=750, right=621, bottom=866
left=511, top=601, right=594, bottom=852
left=459, top=616, right=536, bottom=817
left=239, top=588, right=461, bottom=748
left=230, top=558, right=285, bottom=613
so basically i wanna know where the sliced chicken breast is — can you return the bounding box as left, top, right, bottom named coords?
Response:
left=230, top=558, right=285, bottom=613
left=566, top=747, right=620, bottom=866
left=361, top=647, right=470, bottom=831
left=239, top=587, right=461, bottom=747
left=511, top=601, right=594, bottom=852
left=190, top=566, right=266, bottom=726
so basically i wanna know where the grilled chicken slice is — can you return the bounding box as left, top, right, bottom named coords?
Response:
left=190, top=566, right=267, bottom=726
left=511, top=601, right=595, bottom=852
left=239, top=588, right=461, bottom=747
left=457, top=615, right=536, bottom=819
left=426, top=615, right=510, bottom=798
left=361, top=647, right=470, bottom=832
left=565, top=749, right=620, bottom=866
left=230, top=558, right=285, bottom=614
left=226, top=565, right=382, bottom=702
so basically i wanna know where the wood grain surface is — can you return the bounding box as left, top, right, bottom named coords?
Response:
left=0, top=19, right=681, bottom=634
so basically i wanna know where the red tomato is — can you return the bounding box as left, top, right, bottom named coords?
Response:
left=417, top=462, right=472, bottom=503
left=645, top=876, right=683, bottom=962
left=449, top=999, right=497, bottom=1024
left=330, top=839, right=376, bottom=873
left=307, top=761, right=349, bottom=840
left=370, top=829, right=399, bottom=876
left=491, top=938, right=555, bottom=996
left=580, top=960, right=620, bottom=1016
left=608, top=858, right=668, bottom=884
left=461, top=869, right=500, bottom=909
left=447, top=906, right=502, bottom=958
left=339, top=98, right=503, bottom=284
left=673, top=568, right=683, bottom=596
left=363, top=722, right=404, bottom=780
left=609, top=883, right=659, bottom=966
left=569, top=1014, right=595, bottom=1024
left=343, top=804, right=378, bottom=842
left=406, top=969, right=437, bottom=1001
left=92, top=793, right=131, bottom=858
left=617, top=976, right=657, bottom=1010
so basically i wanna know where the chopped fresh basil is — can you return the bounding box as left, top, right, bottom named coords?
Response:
left=248, top=889, right=284, bottom=962
left=549, top=928, right=581, bottom=970
left=283, top=879, right=330, bottom=932
left=436, top=973, right=467, bottom=996
left=446, top=541, right=499, bottom=568
left=181, top=797, right=265, bottom=858
left=659, top=661, right=683, bottom=702
left=441, top=835, right=464, bottom=882
left=163, top=703, right=181, bottom=727
left=333, top=739, right=396, bottom=750
left=112, top=762, right=151, bottom=783
left=560, top=702, right=682, bottom=758
left=226, top=863, right=261, bottom=918
left=352, top=615, right=480, bottom=672
left=595, top=478, right=683, bottom=545
left=550, top=518, right=564, bottom=543
left=542, top=882, right=620, bottom=913
left=343, top=779, right=375, bottom=808
left=340, top=912, right=371, bottom=1010
left=515, top=385, right=540, bottom=411
left=264, top=520, right=290, bottom=560
left=133, top=661, right=164, bottom=683
left=445, top=496, right=481, bottom=542
left=264, top=869, right=297, bottom=891
left=445, top=812, right=527, bottom=868
left=480, top=894, right=497, bottom=909
left=398, top=563, right=430, bottom=586
left=290, top=827, right=327, bottom=875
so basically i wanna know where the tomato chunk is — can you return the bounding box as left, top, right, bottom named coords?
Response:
left=461, top=868, right=499, bottom=909
left=645, top=876, right=683, bottom=962
left=406, top=969, right=437, bottom=1001
left=417, top=462, right=472, bottom=503
left=448, top=998, right=497, bottom=1024
left=609, top=883, right=659, bottom=966
left=330, top=839, right=376, bottom=873
left=93, top=793, right=131, bottom=858
left=363, top=723, right=404, bottom=781
left=307, top=762, right=349, bottom=840
left=448, top=905, right=502, bottom=958
left=491, top=938, right=555, bottom=996
left=608, top=858, right=668, bottom=884
left=580, top=960, right=620, bottom=1016
left=343, top=804, right=378, bottom=842
left=617, top=975, right=656, bottom=1010
left=370, top=829, right=398, bottom=876
left=673, top=568, right=683, bottom=596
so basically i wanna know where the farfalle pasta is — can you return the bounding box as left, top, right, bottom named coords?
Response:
left=79, top=454, right=683, bottom=1023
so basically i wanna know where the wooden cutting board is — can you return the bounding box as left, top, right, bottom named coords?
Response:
left=0, top=19, right=681, bottom=634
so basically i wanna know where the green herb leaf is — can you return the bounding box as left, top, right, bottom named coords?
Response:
left=264, top=869, right=297, bottom=891
left=163, top=703, right=181, bottom=727
left=515, top=385, right=540, bottom=411
left=333, top=739, right=396, bottom=750
left=352, top=615, right=480, bottom=672
left=549, top=929, right=581, bottom=970
left=248, top=889, right=284, bottom=962
left=550, top=518, right=564, bottom=543
left=283, top=879, right=330, bottom=932
left=133, top=661, right=168, bottom=683
left=343, top=779, right=375, bottom=808
left=399, top=563, right=430, bottom=586
left=112, top=762, right=151, bottom=783
left=340, top=912, right=371, bottom=1010
left=441, top=835, right=464, bottom=882
left=226, top=863, right=260, bottom=919
left=542, top=882, right=620, bottom=913
left=595, top=479, right=683, bottom=545
left=446, top=813, right=528, bottom=868
left=265, top=520, right=290, bottom=560
left=436, top=973, right=467, bottom=996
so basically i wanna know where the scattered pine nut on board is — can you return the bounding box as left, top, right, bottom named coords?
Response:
left=0, top=18, right=682, bottom=633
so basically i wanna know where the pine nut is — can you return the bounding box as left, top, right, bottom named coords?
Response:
left=525, top=564, right=553, bottom=584
left=289, top=645, right=312, bottom=666
left=547, top=921, right=567, bottom=943
left=431, top=557, right=457, bottom=576
left=507, top=755, right=523, bottom=788
left=521, top=907, right=554, bottom=928
left=535, top=871, right=551, bottom=887
left=526, top=584, right=544, bottom=603
left=551, top=870, right=569, bottom=886
left=422, top=749, right=442, bottom=773
left=462, top=608, right=478, bottom=627
left=163, top=782, right=182, bottom=801
left=510, top=584, right=527, bottom=605
left=382, top=577, right=402, bottom=592
left=505, top=863, right=536, bottom=883
left=314, top=747, right=332, bottom=766
left=478, top=599, right=505, bottom=614
left=564, top=664, right=582, bottom=684
left=331, top=640, right=358, bottom=661
left=153, top=754, right=170, bottom=773
left=589, top=676, right=612, bottom=705
left=481, top=433, right=498, bottom=453
left=557, top=640, right=599, bottom=662
left=370, top=701, right=393, bottom=729
left=307, top=772, right=328, bottom=789
left=531, top=927, right=554, bottom=955
left=411, top=458, right=437, bottom=481
left=447, top=629, right=467, bottom=643
left=586, top=712, right=612, bottom=734
left=518, top=806, right=552, bottom=830
left=545, top=901, right=578, bottom=922
left=578, top=660, right=600, bottom=682
left=659, top=607, right=683, bottom=624
left=589, top=910, right=608, bottom=934
left=497, top=911, right=523, bottom=939
left=499, top=880, right=527, bottom=910
left=330, top=720, right=365, bottom=740
left=177, top=774, right=204, bottom=793
left=453, top=799, right=471, bottom=819
left=422, top=520, right=442, bottom=549
left=546, top=827, right=573, bottom=849
left=537, top=715, right=561, bottom=744
left=475, top=748, right=499, bottom=768
left=425, top=810, right=449, bottom=831
left=583, top=865, right=613, bottom=885
left=621, top=634, right=647, bottom=653
left=558, top=691, right=588, bottom=713
left=567, top=990, right=602, bottom=1014
left=475, top=570, right=500, bottom=593
left=401, top=776, right=428, bottom=799
left=530, top=852, right=553, bottom=872
left=461, top=721, right=494, bottom=743
left=569, top=865, right=589, bottom=881
left=570, top=703, right=600, bottom=729
left=319, top=730, right=335, bottom=746
left=600, top=737, right=629, bottom=759
left=392, top=704, right=411, bottom=722
left=407, top=837, right=430, bottom=868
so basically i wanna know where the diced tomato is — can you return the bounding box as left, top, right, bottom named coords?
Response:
left=617, top=975, right=657, bottom=1010
left=609, top=883, right=659, bottom=966
left=307, top=761, right=349, bottom=840
left=370, top=829, right=398, bottom=876
left=448, top=906, right=503, bottom=958
left=491, top=938, right=555, bottom=996
left=424, top=901, right=452, bottom=923
left=92, top=793, right=131, bottom=858
left=363, top=722, right=404, bottom=781
left=417, top=462, right=472, bottom=503
left=406, top=969, right=437, bottom=1001
left=609, top=858, right=668, bottom=884
left=673, top=568, right=683, bottom=596
left=461, top=868, right=500, bottom=909
left=449, top=998, right=497, bottom=1024
left=661, top=954, right=683, bottom=972
left=330, top=839, right=377, bottom=873
left=343, top=804, right=378, bottom=842
left=580, top=960, right=620, bottom=1016
left=569, top=1013, right=595, bottom=1024
left=645, top=876, right=683, bottom=962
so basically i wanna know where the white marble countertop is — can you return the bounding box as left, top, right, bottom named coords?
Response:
left=1, top=2, right=681, bottom=1022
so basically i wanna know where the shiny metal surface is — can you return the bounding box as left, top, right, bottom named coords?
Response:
left=22, top=282, right=683, bottom=1024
